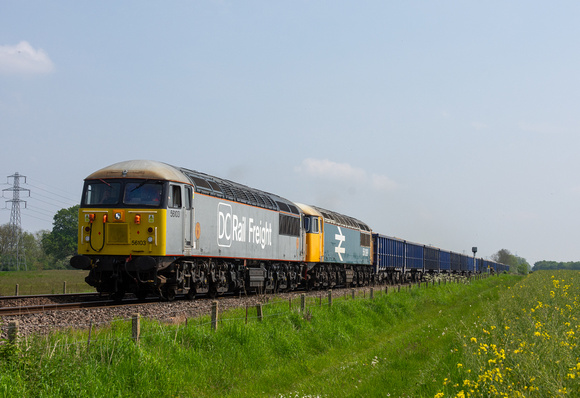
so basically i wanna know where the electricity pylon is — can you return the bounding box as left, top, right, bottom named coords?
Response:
left=3, top=172, right=30, bottom=271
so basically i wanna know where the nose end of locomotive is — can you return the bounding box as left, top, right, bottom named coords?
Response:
left=70, top=255, right=92, bottom=270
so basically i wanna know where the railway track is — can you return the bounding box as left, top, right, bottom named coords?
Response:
left=0, top=292, right=101, bottom=301
left=0, top=299, right=114, bottom=316
left=0, top=292, right=152, bottom=317
left=0, top=281, right=429, bottom=319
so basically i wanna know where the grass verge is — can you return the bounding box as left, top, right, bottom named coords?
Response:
left=1, top=275, right=521, bottom=397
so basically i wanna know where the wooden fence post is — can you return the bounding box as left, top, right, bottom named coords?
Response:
left=14, top=284, right=19, bottom=296
left=257, top=303, right=263, bottom=322
left=132, top=313, right=140, bottom=343
left=328, top=290, right=332, bottom=307
left=211, top=301, right=219, bottom=331
left=370, top=287, right=374, bottom=300
left=300, top=293, right=305, bottom=313
left=351, top=288, right=355, bottom=300
left=63, top=281, right=67, bottom=294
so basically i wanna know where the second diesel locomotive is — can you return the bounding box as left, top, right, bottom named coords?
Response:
left=71, top=160, right=506, bottom=300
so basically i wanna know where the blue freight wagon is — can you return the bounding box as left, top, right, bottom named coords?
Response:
left=424, top=246, right=440, bottom=272
left=460, top=254, right=468, bottom=272
left=405, top=241, right=424, bottom=282
left=405, top=242, right=424, bottom=270
left=372, top=234, right=405, bottom=284
left=450, top=252, right=461, bottom=272
left=467, top=257, right=474, bottom=273
left=440, top=250, right=451, bottom=272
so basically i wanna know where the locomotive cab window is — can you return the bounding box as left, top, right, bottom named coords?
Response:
left=312, top=217, right=319, bottom=233
left=304, top=216, right=319, bottom=233
left=84, top=181, right=121, bottom=206
left=168, top=185, right=182, bottom=208
left=185, top=186, right=193, bottom=210
left=124, top=181, right=163, bottom=206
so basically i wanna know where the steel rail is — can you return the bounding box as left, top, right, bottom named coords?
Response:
left=0, top=292, right=101, bottom=300
left=0, top=300, right=114, bottom=316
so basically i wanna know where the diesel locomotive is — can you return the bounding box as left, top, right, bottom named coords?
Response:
left=70, top=160, right=507, bottom=300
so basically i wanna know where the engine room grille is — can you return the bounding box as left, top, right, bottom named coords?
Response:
left=106, top=224, right=129, bottom=244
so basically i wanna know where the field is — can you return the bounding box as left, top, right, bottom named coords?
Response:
left=1, top=271, right=578, bottom=397
left=434, top=270, right=580, bottom=397
left=0, top=269, right=92, bottom=296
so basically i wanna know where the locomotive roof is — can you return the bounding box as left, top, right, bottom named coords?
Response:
left=297, top=203, right=371, bottom=232
left=85, top=160, right=191, bottom=184
left=178, top=166, right=300, bottom=215
left=86, top=160, right=300, bottom=215
left=312, top=205, right=371, bottom=232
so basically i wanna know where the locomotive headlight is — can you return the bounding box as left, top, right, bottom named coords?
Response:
left=115, top=212, right=122, bottom=221
left=85, top=236, right=90, bottom=242
left=147, top=236, right=154, bottom=243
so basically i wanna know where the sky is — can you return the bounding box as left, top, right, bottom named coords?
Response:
left=1, top=1, right=579, bottom=267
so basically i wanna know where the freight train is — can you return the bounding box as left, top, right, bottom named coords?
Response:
left=70, top=160, right=508, bottom=300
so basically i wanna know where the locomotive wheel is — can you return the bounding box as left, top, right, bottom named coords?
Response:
left=111, top=290, right=125, bottom=302
left=164, top=286, right=177, bottom=302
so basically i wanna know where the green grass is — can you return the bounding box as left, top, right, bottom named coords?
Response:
left=434, top=270, right=580, bottom=397
left=0, top=275, right=523, bottom=397
left=0, top=269, right=92, bottom=296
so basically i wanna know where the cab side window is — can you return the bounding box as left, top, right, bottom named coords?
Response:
left=312, top=217, right=319, bottom=233
left=168, top=185, right=182, bottom=208
left=185, top=186, right=192, bottom=209
left=303, top=217, right=311, bottom=233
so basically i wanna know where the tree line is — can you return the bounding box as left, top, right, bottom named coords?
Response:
left=533, top=261, right=580, bottom=271
left=0, top=205, right=79, bottom=271
left=489, top=248, right=531, bottom=275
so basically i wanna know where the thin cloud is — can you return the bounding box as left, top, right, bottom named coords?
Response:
left=0, top=41, right=55, bottom=76
left=371, top=173, right=397, bottom=191
left=517, top=122, right=557, bottom=135
left=471, top=121, right=487, bottom=130
left=296, top=158, right=397, bottom=192
left=297, top=158, right=366, bottom=181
